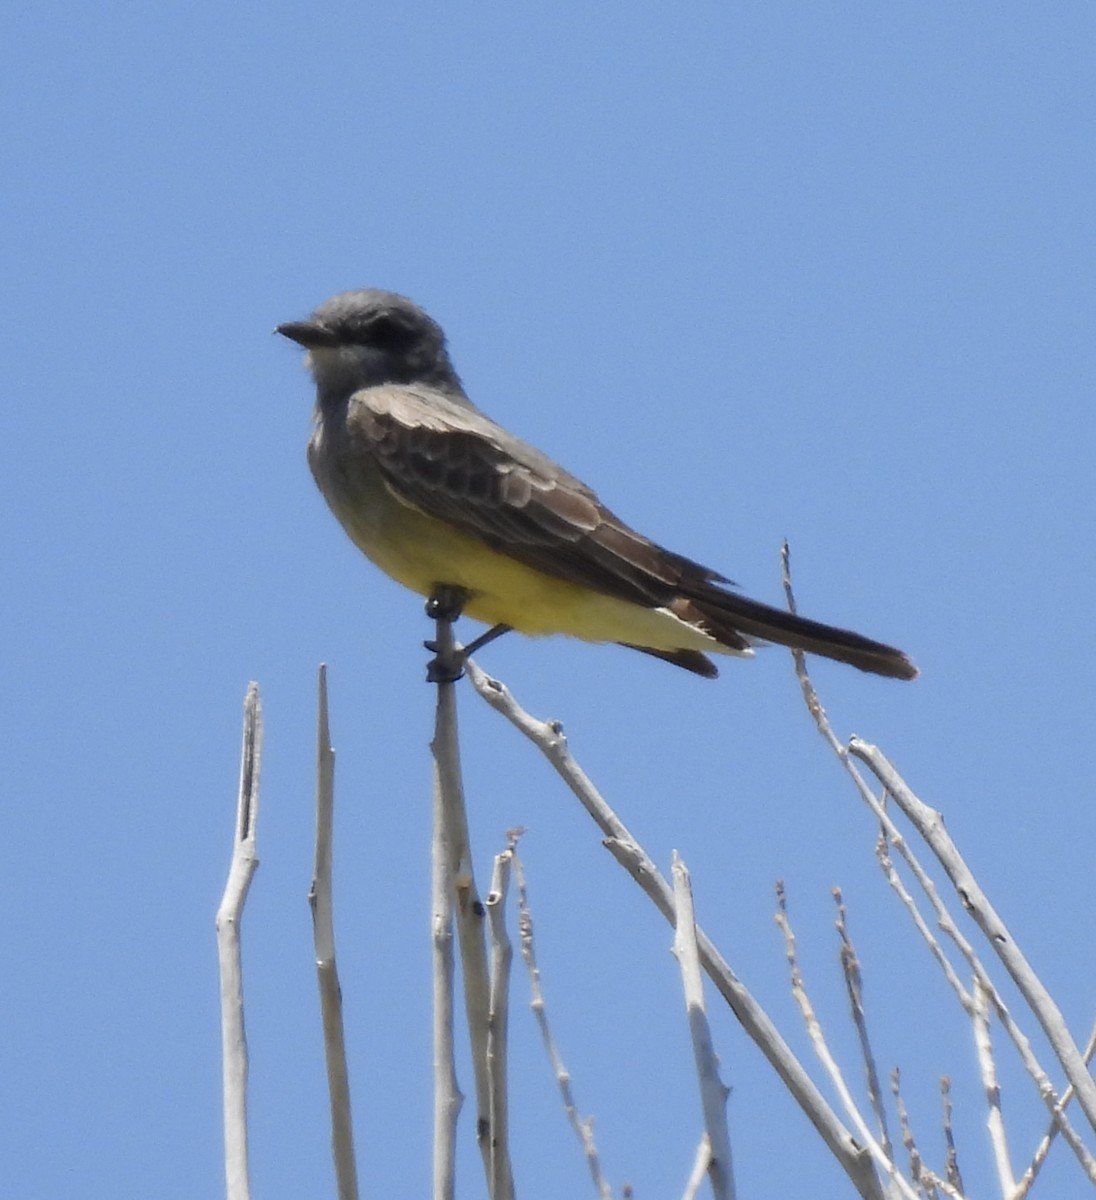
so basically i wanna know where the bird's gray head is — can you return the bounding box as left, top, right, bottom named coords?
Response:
left=277, top=289, right=463, bottom=399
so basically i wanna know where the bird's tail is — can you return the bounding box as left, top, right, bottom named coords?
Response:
left=687, top=589, right=918, bottom=680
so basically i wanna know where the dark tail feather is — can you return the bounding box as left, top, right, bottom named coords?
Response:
left=622, top=643, right=720, bottom=678
left=690, top=591, right=918, bottom=681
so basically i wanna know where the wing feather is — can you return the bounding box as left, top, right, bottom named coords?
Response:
left=348, top=386, right=719, bottom=609
left=336, top=385, right=918, bottom=680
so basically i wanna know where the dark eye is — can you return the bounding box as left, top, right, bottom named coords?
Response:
left=364, top=313, right=417, bottom=350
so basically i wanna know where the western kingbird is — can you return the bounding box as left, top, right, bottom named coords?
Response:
left=278, top=289, right=916, bottom=681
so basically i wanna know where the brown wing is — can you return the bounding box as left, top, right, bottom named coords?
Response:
left=345, top=385, right=917, bottom=680
left=348, top=385, right=735, bottom=613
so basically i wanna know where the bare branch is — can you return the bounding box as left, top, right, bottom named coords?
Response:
left=781, top=551, right=1096, bottom=1181
left=775, top=885, right=920, bottom=1200
left=849, top=738, right=1096, bottom=1141
left=486, top=842, right=516, bottom=1200
left=939, top=1077, right=965, bottom=1198
left=890, top=1070, right=932, bottom=1200
left=1016, top=1016, right=1096, bottom=1197
left=466, top=659, right=885, bottom=1200
left=681, top=1135, right=713, bottom=1200
left=308, top=665, right=359, bottom=1200
left=834, top=890, right=891, bottom=1158
left=431, top=620, right=499, bottom=1192
left=430, top=632, right=463, bottom=1200
left=671, top=853, right=736, bottom=1200
left=216, top=683, right=262, bottom=1200
left=874, top=837, right=972, bottom=1010
left=512, top=851, right=614, bottom=1200
left=808, top=739, right=1095, bottom=1177
left=970, top=980, right=1013, bottom=1196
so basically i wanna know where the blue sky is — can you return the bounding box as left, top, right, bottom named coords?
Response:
left=4, top=5, right=1095, bottom=1197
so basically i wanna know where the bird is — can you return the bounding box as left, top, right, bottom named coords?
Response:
left=278, top=289, right=916, bottom=682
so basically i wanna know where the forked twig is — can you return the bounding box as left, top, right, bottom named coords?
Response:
left=671, top=853, right=736, bottom=1200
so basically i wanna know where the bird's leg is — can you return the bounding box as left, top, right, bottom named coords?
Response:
left=460, top=623, right=513, bottom=659
left=425, top=621, right=512, bottom=682
left=424, top=586, right=513, bottom=683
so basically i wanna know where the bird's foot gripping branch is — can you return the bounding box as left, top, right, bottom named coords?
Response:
left=424, top=584, right=512, bottom=683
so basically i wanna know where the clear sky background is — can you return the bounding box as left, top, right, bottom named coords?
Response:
left=4, top=5, right=1095, bottom=1198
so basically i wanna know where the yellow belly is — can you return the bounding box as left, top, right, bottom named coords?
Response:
left=329, top=479, right=729, bottom=654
